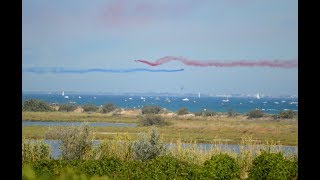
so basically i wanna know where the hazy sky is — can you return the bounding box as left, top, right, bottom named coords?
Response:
left=22, top=0, right=298, bottom=96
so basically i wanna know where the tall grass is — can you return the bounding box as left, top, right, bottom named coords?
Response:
left=45, top=123, right=94, bottom=160
left=22, top=139, right=51, bottom=164
left=90, top=133, right=133, bottom=161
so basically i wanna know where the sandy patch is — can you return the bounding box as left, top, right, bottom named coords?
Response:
left=74, top=107, right=84, bottom=113
left=120, top=109, right=142, bottom=116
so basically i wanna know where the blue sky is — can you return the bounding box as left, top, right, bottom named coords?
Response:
left=22, top=0, right=297, bottom=96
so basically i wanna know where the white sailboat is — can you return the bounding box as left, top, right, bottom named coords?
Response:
left=256, top=93, right=261, bottom=99
left=222, top=97, right=229, bottom=102
left=62, top=91, right=64, bottom=96
left=182, top=98, right=189, bottom=101
left=198, top=92, right=201, bottom=98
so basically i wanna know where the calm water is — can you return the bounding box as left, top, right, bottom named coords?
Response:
left=42, top=140, right=297, bottom=159
left=22, top=121, right=137, bottom=127
left=22, top=93, right=298, bottom=114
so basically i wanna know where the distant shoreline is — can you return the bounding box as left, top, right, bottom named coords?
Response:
left=22, top=91, right=298, bottom=99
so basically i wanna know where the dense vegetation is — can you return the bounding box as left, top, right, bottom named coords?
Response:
left=248, top=151, right=298, bottom=179
left=23, top=99, right=53, bottom=112
left=102, top=103, right=117, bottom=113
left=23, top=148, right=297, bottom=180
left=58, top=104, right=77, bottom=112
left=177, top=108, right=189, bottom=115
left=141, top=105, right=162, bottom=114
left=247, top=109, right=264, bottom=119
left=82, top=104, right=98, bottom=112
left=140, top=114, right=167, bottom=126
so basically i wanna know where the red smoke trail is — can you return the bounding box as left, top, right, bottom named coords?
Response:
left=135, top=56, right=298, bottom=68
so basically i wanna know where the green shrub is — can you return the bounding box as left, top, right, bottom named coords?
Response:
left=45, top=124, right=93, bottom=160
left=141, top=106, right=161, bottom=114
left=58, top=104, right=77, bottom=112
left=132, top=128, right=166, bottom=161
left=82, top=104, right=98, bottom=112
left=278, top=110, right=297, bottom=119
left=144, top=156, right=202, bottom=179
left=30, top=160, right=68, bottom=177
left=79, top=157, right=124, bottom=177
left=203, top=153, right=241, bottom=180
left=23, top=99, right=53, bottom=112
left=102, top=103, right=116, bottom=113
left=247, top=109, right=264, bottom=119
left=22, top=139, right=51, bottom=164
left=248, top=151, right=298, bottom=180
left=177, top=108, right=189, bottom=115
left=140, top=114, right=167, bottom=126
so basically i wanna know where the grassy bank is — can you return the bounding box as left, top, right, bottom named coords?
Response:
left=22, top=111, right=297, bottom=145
left=22, top=111, right=140, bottom=123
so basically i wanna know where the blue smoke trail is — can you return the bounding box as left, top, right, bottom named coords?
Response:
left=23, top=67, right=185, bottom=74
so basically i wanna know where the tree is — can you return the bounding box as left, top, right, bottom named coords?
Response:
left=102, top=103, right=117, bottom=113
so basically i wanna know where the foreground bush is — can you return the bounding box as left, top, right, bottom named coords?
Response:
left=23, top=151, right=298, bottom=179
left=22, top=139, right=51, bottom=164
left=203, top=153, right=241, bottom=180
left=177, top=108, right=189, bottom=115
left=248, top=151, right=298, bottom=180
left=132, top=128, right=166, bottom=161
left=22, top=99, right=53, bottom=112
left=58, top=104, right=77, bottom=112
left=140, top=114, right=167, bottom=126
left=82, top=104, right=98, bottom=112
left=247, top=109, right=264, bottom=119
left=102, top=103, right=117, bottom=113
left=141, top=106, right=162, bottom=114
left=24, top=157, right=201, bottom=179
left=45, top=124, right=93, bottom=160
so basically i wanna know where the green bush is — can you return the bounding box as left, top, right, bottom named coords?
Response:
left=177, top=108, right=189, bottom=115
left=132, top=128, right=166, bottom=161
left=278, top=110, right=297, bottom=119
left=203, top=153, right=240, bottom=180
left=144, top=156, right=202, bottom=179
left=58, top=104, right=77, bottom=112
left=141, top=106, right=161, bottom=114
left=102, top=103, right=116, bottom=113
left=30, top=160, right=68, bottom=177
left=140, top=114, right=167, bottom=126
left=23, top=99, right=53, bottom=112
left=247, top=109, right=264, bottom=119
left=79, top=157, right=124, bottom=177
left=22, top=139, right=51, bottom=164
left=248, top=151, right=298, bottom=180
left=45, top=124, right=93, bottom=160
left=82, top=104, right=98, bottom=112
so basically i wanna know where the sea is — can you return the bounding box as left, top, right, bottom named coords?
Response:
left=22, top=93, right=298, bottom=114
